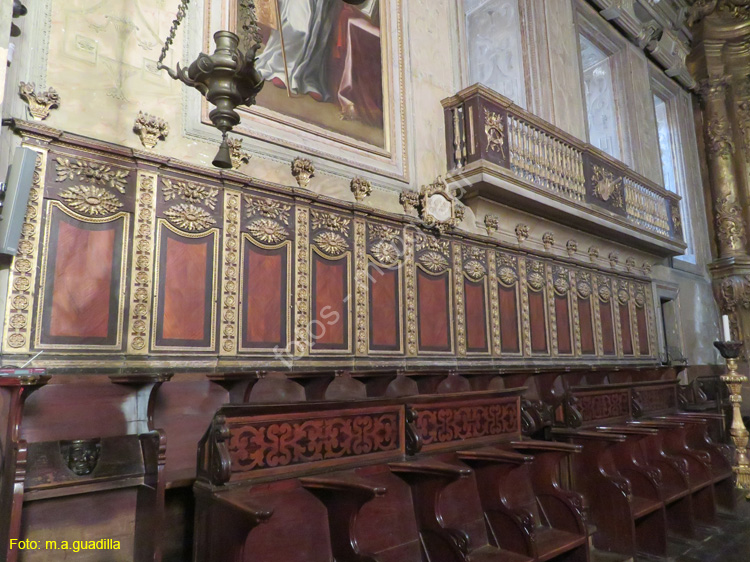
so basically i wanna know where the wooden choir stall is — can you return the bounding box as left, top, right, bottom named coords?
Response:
left=0, top=123, right=735, bottom=561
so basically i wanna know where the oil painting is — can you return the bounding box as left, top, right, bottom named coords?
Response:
left=241, top=0, right=386, bottom=149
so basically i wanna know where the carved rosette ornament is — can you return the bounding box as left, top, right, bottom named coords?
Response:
left=497, top=253, right=519, bottom=287
left=133, top=111, right=169, bottom=148
left=19, top=82, right=60, bottom=120
left=577, top=272, right=592, bottom=299
left=515, top=224, right=529, bottom=244
left=368, top=223, right=402, bottom=266
left=227, top=138, right=250, bottom=169
left=350, top=177, right=372, bottom=203
left=310, top=210, right=351, bottom=257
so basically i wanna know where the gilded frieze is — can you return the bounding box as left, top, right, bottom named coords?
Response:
left=453, top=244, right=467, bottom=356
left=404, top=230, right=417, bottom=356
left=55, top=157, right=129, bottom=192
left=221, top=191, right=241, bottom=354
left=488, top=251, right=501, bottom=355
left=294, top=207, right=310, bottom=356
left=127, top=172, right=157, bottom=354
left=4, top=148, right=45, bottom=353
left=354, top=219, right=368, bottom=356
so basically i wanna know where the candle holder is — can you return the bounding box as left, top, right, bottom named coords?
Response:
left=713, top=340, right=750, bottom=497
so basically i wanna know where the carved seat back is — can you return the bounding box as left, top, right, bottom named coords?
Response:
left=194, top=400, right=413, bottom=562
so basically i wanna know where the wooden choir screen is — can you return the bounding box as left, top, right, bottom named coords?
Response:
left=3, top=124, right=660, bottom=369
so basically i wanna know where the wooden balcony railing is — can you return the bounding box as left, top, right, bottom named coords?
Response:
left=442, top=85, right=685, bottom=256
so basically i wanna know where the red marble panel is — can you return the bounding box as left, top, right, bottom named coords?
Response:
left=600, top=300, right=616, bottom=355
left=311, top=254, right=348, bottom=350
left=417, top=270, right=451, bottom=352
left=528, top=290, right=547, bottom=353
left=161, top=235, right=209, bottom=342
left=619, top=303, right=634, bottom=355
left=40, top=208, right=123, bottom=346
left=369, top=265, right=400, bottom=351
left=499, top=284, right=519, bottom=353
left=464, top=279, right=488, bottom=353
left=578, top=297, right=596, bottom=354
left=243, top=241, right=287, bottom=349
left=49, top=218, right=115, bottom=339
left=555, top=294, right=572, bottom=354
left=636, top=307, right=650, bottom=355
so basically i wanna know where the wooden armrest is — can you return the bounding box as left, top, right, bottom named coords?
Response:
left=627, top=420, right=685, bottom=429
left=457, top=446, right=533, bottom=465
left=654, top=416, right=708, bottom=426
left=597, top=425, right=659, bottom=436
left=552, top=428, right=626, bottom=442
left=300, top=474, right=386, bottom=497
left=214, top=493, right=274, bottom=525
left=675, top=412, right=725, bottom=420
left=510, top=439, right=582, bottom=454
left=389, top=459, right=471, bottom=478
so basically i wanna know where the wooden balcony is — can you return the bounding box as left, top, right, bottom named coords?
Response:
left=442, top=84, right=687, bottom=257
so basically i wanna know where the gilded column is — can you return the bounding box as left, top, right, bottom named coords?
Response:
left=701, top=78, right=748, bottom=258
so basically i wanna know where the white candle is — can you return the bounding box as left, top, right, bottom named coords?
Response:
left=722, top=314, right=731, bottom=341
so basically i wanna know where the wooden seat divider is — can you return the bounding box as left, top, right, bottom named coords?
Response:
left=564, top=380, right=725, bottom=521
left=397, top=389, right=585, bottom=562
left=631, top=380, right=734, bottom=511
left=552, top=428, right=668, bottom=559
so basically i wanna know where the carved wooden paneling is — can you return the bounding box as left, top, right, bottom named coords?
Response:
left=36, top=203, right=128, bottom=349
left=4, top=135, right=661, bottom=367
left=309, top=209, right=353, bottom=354
left=415, top=232, right=453, bottom=354
left=596, top=275, right=616, bottom=356
left=634, top=384, right=677, bottom=415
left=525, top=259, right=549, bottom=354
left=239, top=193, right=293, bottom=353
left=367, top=222, right=403, bottom=354
left=412, top=395, right=520, bottom=452
left=152, top=173, right=222, bottom=352
left=497, top=251, right=521, bottom=354
left=575, top=389, right=631, bottom=423
left=461, top=244, right=490, bottom=354
left=552, top=266, right=573, bottom=355
left=223, top=405, right=404, bottom=482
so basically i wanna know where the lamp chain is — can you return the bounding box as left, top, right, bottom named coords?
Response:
left=157, top=0, right=191, bottom=69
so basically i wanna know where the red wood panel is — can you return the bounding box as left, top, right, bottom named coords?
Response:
left=162, top=235, right=209, bottom=341
left=48, top=216, right=115, bottom=339
left=243, top=242, right=287, bottom=348
left=636, top=307, right=650, bottom=355
left=600, top=300, right=616, bottom=355
left=417, top=270, right=451, bottom=352
left=369, top=265, right=400, bottom=351
left=620, top=303, right=634, bottom=355
left=464, top=279, right=488, bottom=353
left=499, top=284, right=519, bottom=353
left=312, top=254, right=348, bottom=349
left=555, top=295, right=572, bottom=354
left=578, top=297, right=596, bottom=354
left=528, top=290, right=548, bottom=353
